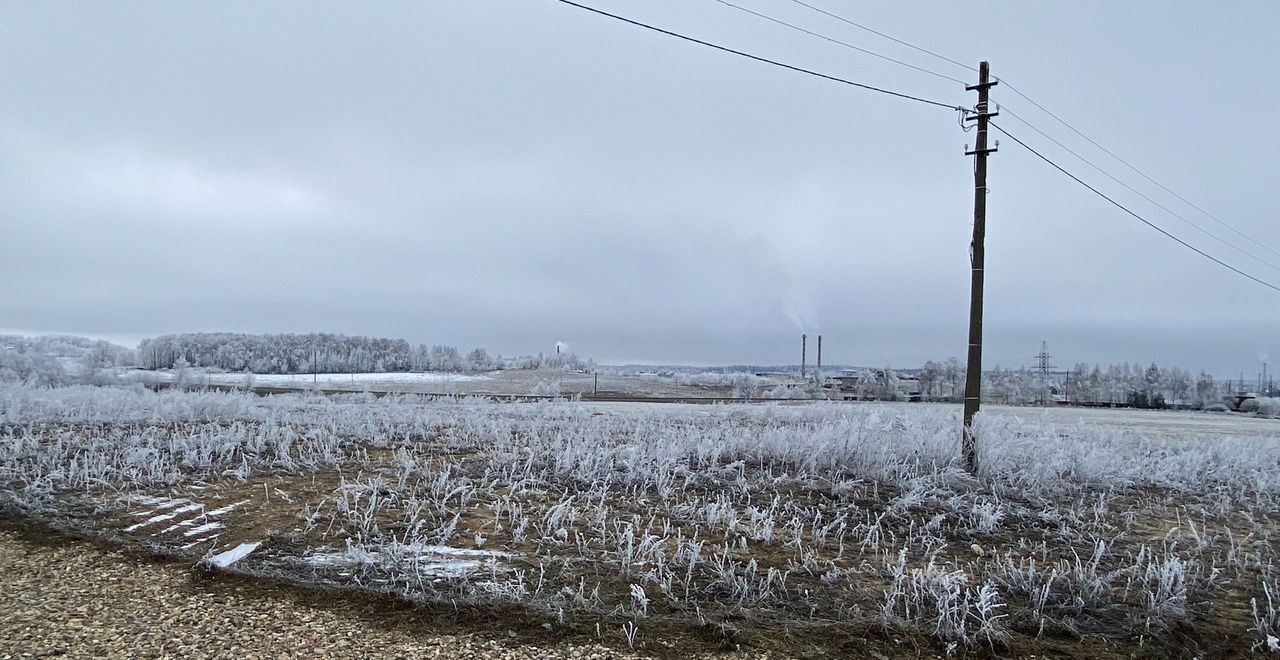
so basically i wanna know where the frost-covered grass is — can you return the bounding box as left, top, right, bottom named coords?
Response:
left=1252, top=572, right=1280, bottom=653
left=2, top=383, right=1279, bottom=656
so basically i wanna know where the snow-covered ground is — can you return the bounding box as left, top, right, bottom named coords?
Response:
left=985, top=402, right=1280, bottom=439
left=574, top=400, right=1280, bottom=442
left=4, top=383, right=1280, bottom=655
left=132, top=367, right=726, bottom=397
left=117, top=367, right=1280, bottom=438
left=207, top=371, right=493, bottom=387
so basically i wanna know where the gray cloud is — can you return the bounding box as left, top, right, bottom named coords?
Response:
left=2, top=1, right=1277, bottom=374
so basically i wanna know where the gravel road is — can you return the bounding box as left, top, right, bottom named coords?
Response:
left=0, top=528, right=654, bottom=659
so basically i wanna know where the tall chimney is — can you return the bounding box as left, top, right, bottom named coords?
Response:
left=816, top=335, right=822, bottom=379
left=801, top=334, right=807, bottom=378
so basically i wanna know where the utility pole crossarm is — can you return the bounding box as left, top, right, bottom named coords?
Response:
left=961, top=61, right=996, bottom=473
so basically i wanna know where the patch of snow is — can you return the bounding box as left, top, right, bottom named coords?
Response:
left=155, top=500, right=244, bottom=534
left=403, top=543, right=511, bottom=558
left=305, top=543, right=508, bottom=578
left=204, top=541, right=261, bottom=568
left=157, top=517, right=204, bottom=535
left=181, top=535, right=220, bottom=551
left=124, top=503, right=203, bottom=532
left=128, top=495, right=171, bottom=506
left=183, top=521, right=223, bottom=537
left=205, top=500, right=249, bottom=517
left=131, top=498, right=191, bottom=516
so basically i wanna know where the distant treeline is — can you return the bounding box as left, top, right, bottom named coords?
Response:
left=137, top=332, right=592, bottom=374
left=0, top=335, right=137, bottom=387
left=0, top=334, right=136, bottom=364
left=917, top=358, right=1243, bottom=408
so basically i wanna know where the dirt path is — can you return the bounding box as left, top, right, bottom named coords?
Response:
left=0, top=528, right=648, bottom=659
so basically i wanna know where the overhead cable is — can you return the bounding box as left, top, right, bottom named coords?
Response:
left=991, top=121, right=1280, bottom=295
left=553, top=0, right=962, bottom=111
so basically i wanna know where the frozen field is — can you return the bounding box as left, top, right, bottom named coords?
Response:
left=3, top=384, right=1280, bottom=657
left=141, top=367, right=1280, bottom=441
left=988, top=403, right=1280, bottom=439
left=142, top=367, right=735, bottom=398
left=205, top=370, right=494, bottom=388
left=576, top=400, right=1280, bottom=443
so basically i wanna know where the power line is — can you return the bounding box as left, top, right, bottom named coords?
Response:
left=555, top=0, right=1278, bottom=294
left=998, top=105, right=1280, bottom=276
left=551, top=0, right=962, bottom=111
left=784, top=0, right=973, bottom=73
left=722, top=0, right=1279, bottom=274
left=998, top=80, right=1280, bottom=262
left=710, top=0, right=967, bottom=85
left=991, top=121, right=1280, bottom=295
left=781, top=0, right=1280, bottom=262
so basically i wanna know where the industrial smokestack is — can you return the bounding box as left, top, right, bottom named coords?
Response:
left=816, top=335, right=822, bottom=379
left=801, top=334, right=807, bottom=378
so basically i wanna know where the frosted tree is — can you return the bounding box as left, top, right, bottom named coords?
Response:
left=853, top=368, right=878, bottom=400
left=1066, top=363, right=1090, bottom=403
left=879, top=367, right=904, bottom=401
left=942, top=357, right=965, bottom=402
left=0, top=344, right=68, bottom=386
left=1087, top=365, right=1103, bottom=404
left=173, top=357, right=192, bottom=388
left=1167, top=368, right=1192, bottom=406
left=466, top=348, right=494, bottom=371
left=1195, top=371, right=1218, bottom=408
left=918, top=360, right=943, bottom=401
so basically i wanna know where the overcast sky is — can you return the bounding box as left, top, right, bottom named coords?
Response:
left=2, top=1, right=1277, bottom=375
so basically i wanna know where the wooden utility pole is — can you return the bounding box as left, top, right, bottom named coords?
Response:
left=962, top=61, right=997, bottom=472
